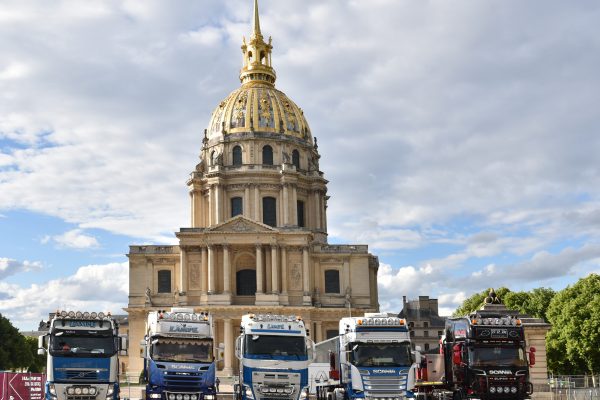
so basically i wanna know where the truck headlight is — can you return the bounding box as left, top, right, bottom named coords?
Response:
left=148, top=395, right=161, bottom=399
left=300, top=387, right=309, bottom=400
left=48, top=384, right=57, bottom=397
left=106, top=385, right=115, bottom=399
left=244, top=385, right=255, bottom=399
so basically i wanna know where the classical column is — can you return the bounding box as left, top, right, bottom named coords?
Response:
left=244, top=185, right=250, bottom=217
left=254, top=185, right=260, bottom=222
left=280, top=246, right=288, bottom=294
left=343, top=258, right=351, bottom=292
left=271, top=245, right=279, bottom=294
left=223, top=245, right=231, bottom=294
left=208, top=186, right=214, bottom=226
left=215, top=185, right=222, bottom=224
left=292, top=186, right=298, bottom=225
left=283, top=184, right=289, bottom=225
left=179, top=247, right=187, bottom=293
left=201, top=246, right=208, bottom=294
left=315, top=321, right=323, bottom=343
left=255, top=245, right=264, bottom=294
left=223, top=318, right=233, bottom=374
left=302, top=246, right=310, bottom=295
left=208, top=245, right=215, bottom=294
left=314, top=191, right=321, bottom=229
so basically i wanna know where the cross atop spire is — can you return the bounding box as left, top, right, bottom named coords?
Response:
left=239, top=0, right=276, bottom=86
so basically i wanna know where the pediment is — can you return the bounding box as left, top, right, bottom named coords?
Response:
left=208, top=216, right=278, bottom=233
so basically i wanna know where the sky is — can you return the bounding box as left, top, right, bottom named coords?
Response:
left=1, top=0, right=599, bottom=330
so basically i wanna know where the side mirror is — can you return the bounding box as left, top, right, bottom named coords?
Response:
left=119, top=336, right=128, bottom=355
left=235, top=336, right=242, bottom=360
left=529, top=347, right=536, bottom=366
left=216, top=342, right=225, bottom=361
left=139, top=340, right=148, bottom=359
left=307, top=339, right=316, bottom=361
left=38, top=335, right=48, bottom=355
left=452, top=344, right=462, bottom=366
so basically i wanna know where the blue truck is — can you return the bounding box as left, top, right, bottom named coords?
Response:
left=39, top=310, right=125, bottom=400
left=141, top=308, right=216, bottom=400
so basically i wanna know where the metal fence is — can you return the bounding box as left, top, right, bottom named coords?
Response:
left=548, top=376, right=600, bottom=400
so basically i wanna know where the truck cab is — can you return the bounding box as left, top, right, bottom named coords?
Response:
left=141, top=308, right=216, bottom=400
left=235, top=314, right=313, bottom=400
left=39, top=310, right=124, bottom=400
left=442, top=313, right=535, bottom=400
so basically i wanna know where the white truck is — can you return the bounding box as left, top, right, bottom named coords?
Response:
left=140, top=308, right=217, bottom=400
left=39, top=310, right=125, bottom=400
left=312, top=313, right=420, bottom=400
left=234, top=314, right=314, bottom=400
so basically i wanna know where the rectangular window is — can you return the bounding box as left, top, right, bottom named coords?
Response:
left=157, top=270, right=171, bottom=293
left=324, top=270, right=340, bottom=294
left=424, top=330, right=429, bottom=337
left=297, top=200, right=305, bottom=227
left=424, top=322, right=429, bottom=328
left=262, top=197, right=277, bottom=227
left=231, top=197, right=243, bottom=217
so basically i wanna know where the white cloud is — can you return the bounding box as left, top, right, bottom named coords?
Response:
left=0, top=258, right=43, bottom=280
left=42, top=229, right=100, bottom=249
left=0, top=262, right=128, bottom=329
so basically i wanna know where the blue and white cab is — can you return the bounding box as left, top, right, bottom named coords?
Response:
left=39, top=310, right=125, bottom=400
left=235, top=314, right=314, bottom=400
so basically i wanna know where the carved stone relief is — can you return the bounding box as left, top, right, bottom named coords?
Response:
left=290, top=263, right=302, bottom=290
left=189, top=263, right=201, bottom=289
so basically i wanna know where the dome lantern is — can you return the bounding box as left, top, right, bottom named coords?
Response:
left=240, top=0, right=276, bottom=86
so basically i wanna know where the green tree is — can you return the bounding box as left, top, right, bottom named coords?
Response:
left=24, top=336, right=46, bottom=373
left=0, top=313, right=33, bottom=370
left=546, top=274, right=600, bottom=376
left=453, top=287, right=511, bottom=316
left=503, top=288, right=555, bottom=321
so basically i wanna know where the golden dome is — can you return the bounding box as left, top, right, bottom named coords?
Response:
left=206, top=0, right=312, bottom=144
left=207, top=83, right=312, bottom=142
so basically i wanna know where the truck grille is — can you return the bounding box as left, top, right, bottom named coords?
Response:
left=362, top=374, right=407, bottom=399
left=164, top=372, right=204, bottom=391
left=66, top=371, right=99, bottom=380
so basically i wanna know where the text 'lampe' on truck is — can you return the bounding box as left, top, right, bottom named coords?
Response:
left=141, top=308, right=217, bottom=400
left=312, top=313, right=419, bottom=400
left=235, top=314, right=314, bottom=400
left=414, top=311, right=535, bottom=400
left=39, top=310, right=125, bottom=400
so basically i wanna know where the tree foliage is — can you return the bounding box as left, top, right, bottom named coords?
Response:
left=25, top=336, right=47, bottom=373
left=504, top=287, right=556, bottom=321
left=546, top=274, right=600, bottom=375
left=0, top=313, right=33, bottom=370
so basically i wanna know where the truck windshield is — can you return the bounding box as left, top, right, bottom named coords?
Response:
left=50, top=331, right=116, bottom=357
left=468, top=346, right=527, bottom=367
left=151, top=339, right=213, bottom=363
left=244, top=335, right=307, bottom=358
left=350, top=342, right=412, bottom=367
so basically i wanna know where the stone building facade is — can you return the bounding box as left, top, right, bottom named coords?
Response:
left=125, top=0, right=379, bottom=377
left=398, top=296, right=446, bottom=353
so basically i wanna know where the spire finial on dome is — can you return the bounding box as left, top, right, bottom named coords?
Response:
left=239, top=0, right=276, bottom=86
left=252, top=0, right=262, bottom=40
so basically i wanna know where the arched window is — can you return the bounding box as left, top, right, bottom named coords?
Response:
left=324, top=270, right=340, bottom=294
left=236, top=269, right=257, bottom=296
left=297, top=200, right=305, bottom=227
left=231, top=197, right=243, bottom=217
left=262, top=145, right=273, bottom=165
left=232, top=145, right=242, bottom=166
left=157, top=270, right=171, bottom=293
left=292, top=150, right=300, bottom=169
left=262, top=197, right=277, bottom=227
left=211, top=150, right=217, bottom=166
